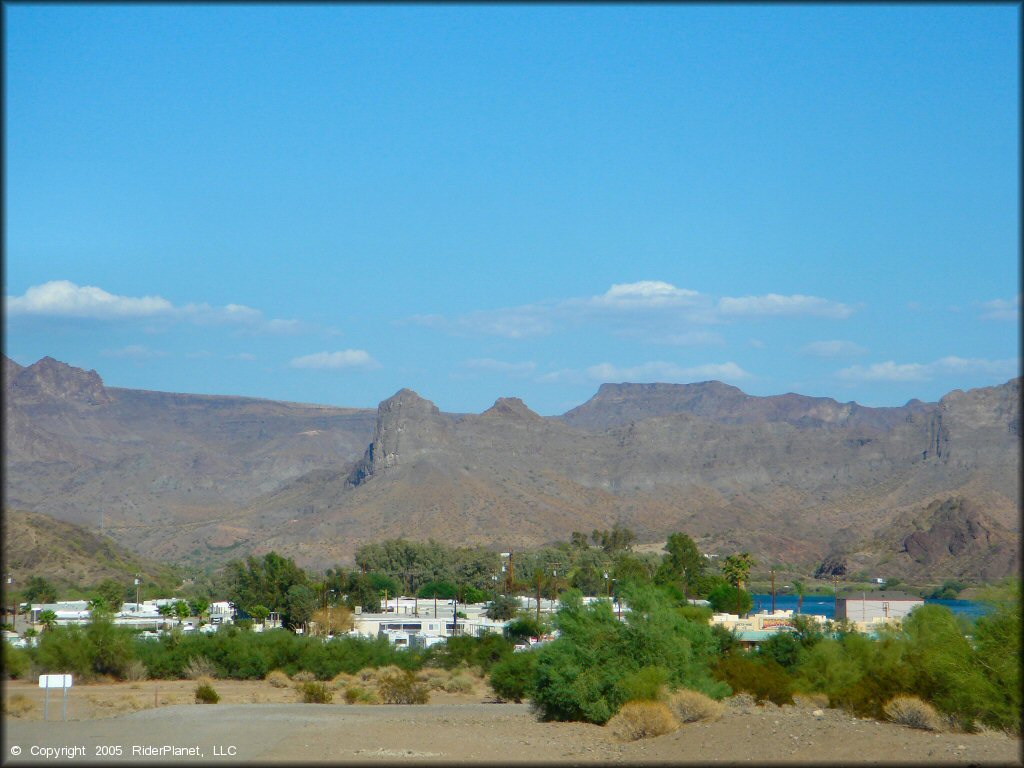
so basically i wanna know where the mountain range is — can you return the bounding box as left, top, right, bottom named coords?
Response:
left=3, top=355, right=1019, bottom=580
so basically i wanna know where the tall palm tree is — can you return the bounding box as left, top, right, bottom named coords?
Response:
left=792, top=579, right=806, bottom=615
left=38, top=609, right=58, bottom=632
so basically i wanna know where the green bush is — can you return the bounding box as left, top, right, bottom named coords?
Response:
left=707, top=584, right=753, bottom=616
left=616, top=665, right=670, bottom=702
left=299, top=681, right=334, bottom=703
left=33, top=616, right=138, bottom=681
left=530, top=586, right=728, bottom=725
left=194, top=681, right=219, bottom=704
left=2, top=643, right=32, bottom=679
left=713, top=655, right=793, bottom=706
left=488, top=651, right=537, bottom=703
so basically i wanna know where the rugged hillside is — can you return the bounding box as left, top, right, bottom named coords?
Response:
left=2, top=508, right=182, bottom=591
left=3, top=355, right=1018, bottom=579
left=3, top=355, right=375, bottom=554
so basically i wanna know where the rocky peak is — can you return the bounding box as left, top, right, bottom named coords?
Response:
left=3, top=355, right=25, bottom=390
left=349, top=388, right=452, bottom=485
left=9, top=356, right=111, bottom=406
left=481, top=397, right=543, bottom=422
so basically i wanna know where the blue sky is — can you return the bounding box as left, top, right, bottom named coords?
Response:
left=4, top=4, right=1019, bottom=415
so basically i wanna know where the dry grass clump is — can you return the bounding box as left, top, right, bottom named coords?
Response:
left=4, top=693, right=35, bottom=717
left=607, top=701, right=679, bottom=742
left=183, top=655, right=217, bottom=680
left=416, top=667, right=451, bottom=690
left=265, top=670, right=291, bottom=689
left=291, top=670, right=317, bottom=683
left=884, top=696, right=942, bottom=731
left=668, top=689, right=725, bottom=723
left=442, top=673, right=475, bottom=694
left=794, top=692, right=829, bottom=709
left=332, top=672, right=359, bottom=689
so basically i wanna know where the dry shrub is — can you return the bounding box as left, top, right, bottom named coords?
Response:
left=299, top=681, right=333, bottom=704
left=370, top=665, right=404, bottom=682
left=4, top=693, right=34, bottom=717
left=794, top=693, right=829, bottom=709
left=416, top=667, right=450, bottom=690
left=727, top=692, right=757, bottom=709
left=124, top=659, right=149, bottom=682
left=291, top=670, right=317, bottom=683
left=442, top=673, right=474, bottom=694
left=377, top=669, right=430, bottom=705
left=608, top=701, right=678, bottom=741
left=668, top=689, right=725, bottom=724
left=183, top=655, right=217, bottom=680
left=265, top=670, right=291, bottom=688
left=250, top=691, right=270, bottom=704
left=884, top=696, right=942, bottom=731
left=332, top=672, right=359, bottom=688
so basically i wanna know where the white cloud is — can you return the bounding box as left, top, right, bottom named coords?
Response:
left=229, top=352, right=257, bottom=361
left=979, top=296, right=1019, bottom=322
left=802, top=340, right=868, bottom=358
left=289, top=350, right=381, bottom=371
left=837, top=356, right=1018, bottom=383
left=592, top=281, right=702, bottom=309
left=717, top=293, right=854, bottom=319
left=6, top=280, right=302, bottom=334
left=409, top=282, right=854, bottom=341
left=7, top=280, right=173, bottom=318
left=462, top=358, right=537, bottom=376
left=100, top=344, right=166, bottom=359
left=539, top=360, right=750, bottom=385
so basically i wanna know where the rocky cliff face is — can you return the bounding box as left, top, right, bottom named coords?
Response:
left=348, top=389, right=455, bottom=485
left=7, top=356, right=112, bottom=406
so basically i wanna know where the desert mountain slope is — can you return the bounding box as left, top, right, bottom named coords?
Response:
left=3, top=355, right=1019, bottom=577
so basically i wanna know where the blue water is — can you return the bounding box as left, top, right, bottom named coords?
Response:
left=750, top=594, right=990, bottom=620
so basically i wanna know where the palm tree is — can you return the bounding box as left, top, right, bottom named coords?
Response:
left=38, top=609, right=58, bottom=632
left=792, top=579, right=806, bottom=615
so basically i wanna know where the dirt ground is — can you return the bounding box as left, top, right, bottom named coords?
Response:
left=3, top=678, right=1021, bottom=764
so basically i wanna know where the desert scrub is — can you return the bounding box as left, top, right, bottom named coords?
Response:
left=184, top=655, right=217, bottom=680
left=488, top=651, right=537, bottom=703
left=265, top=670, right=291, bottom=688
left=442, top=673, right=474, bottom=693
left=668, top=689, right=725, bottom=723
left=291, top=670, right=317, bottom=683
left=607, top=701, right=678, bottom=741
left=416, top=667, right=450, bottom=690
left=194, top=679, right=220, bottom=704
left=124, top=659, right=148, bottom=682
left=884, top=696, right=942, bottom=731
left=378, top=669, right=430, bottom=704
left=4, top=693, right=34, bottom=717
left=343, top=686, right=376, bottom=704
left=299, top=681, right=334, bottom=703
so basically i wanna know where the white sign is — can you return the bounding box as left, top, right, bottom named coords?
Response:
left=38, top=674, right=73, bottom=689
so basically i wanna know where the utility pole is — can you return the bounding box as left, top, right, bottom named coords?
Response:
left=535, top=571, right=542, bottom=625
left=832, top=575, right=839, bottom=618
left=770, top=568, right=776, bottom=613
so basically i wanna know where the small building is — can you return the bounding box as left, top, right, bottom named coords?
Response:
left=836, top=592, right=923, bottom=624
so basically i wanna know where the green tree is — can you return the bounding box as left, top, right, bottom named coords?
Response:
left=707, top=583, right=753, bottom=616
left=93, top=579, right=126, bottom=612
left=22, top=576, right=58, bottom=604
left=656, top=532, right=706, bottom=597
left=248, top=604, right=270, bottom=625
left=721, top=553, right=755, bottom=590
left=286, top=584, right=317, bottom=631
left=157, top=604, right=174, bottom=629
left=226, top=552, right=309, bottom=618
left=189, top=598, right=210, bottom=623
left=485, top=595, right=520, bottom=621
left=173, top=600, right=190, bottom=624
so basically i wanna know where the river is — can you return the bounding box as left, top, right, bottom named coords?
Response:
left=749, top=593, right=991, bottom=619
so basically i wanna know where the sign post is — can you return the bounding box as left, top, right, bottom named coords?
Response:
left=38, top=674, right=73, bottom=721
